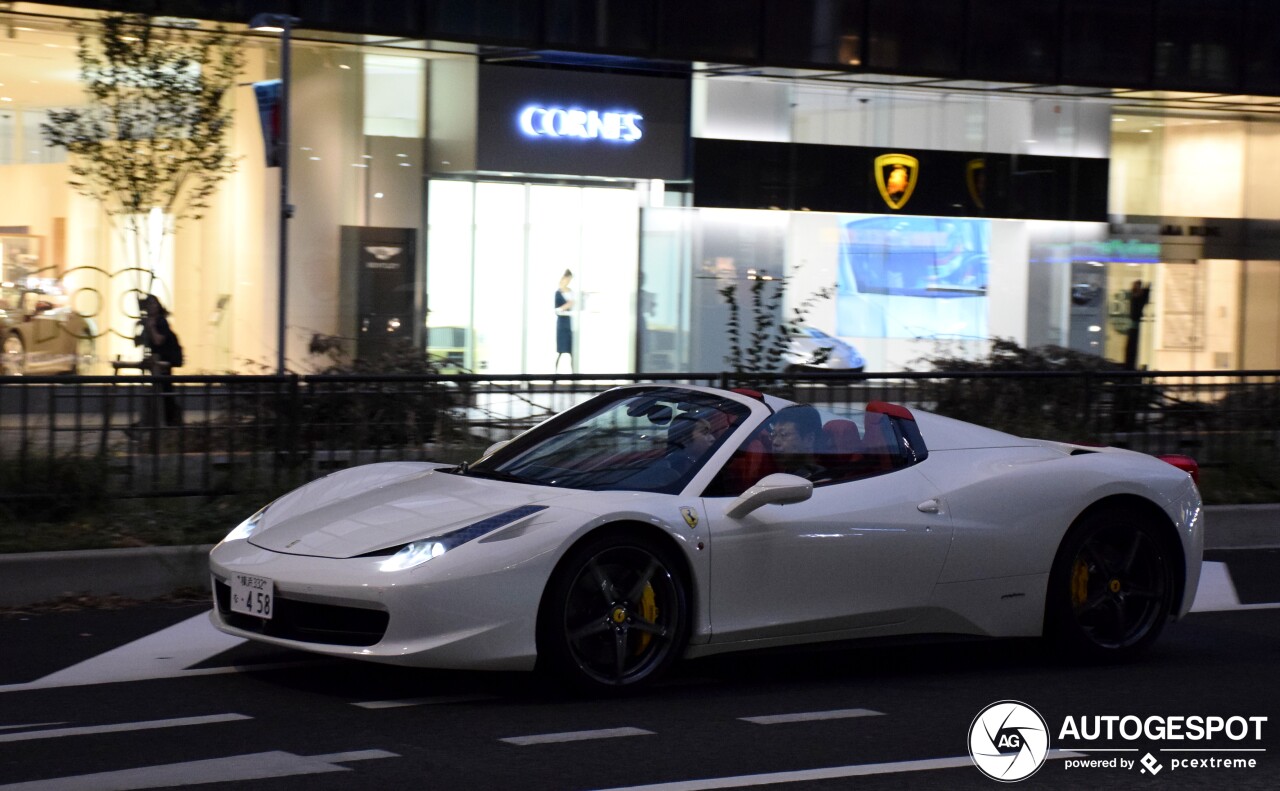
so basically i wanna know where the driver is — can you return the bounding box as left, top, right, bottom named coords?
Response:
left=769, top=405, right=824, bottom=479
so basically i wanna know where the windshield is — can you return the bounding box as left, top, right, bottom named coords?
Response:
left=467, top=387, right=752, bottom=494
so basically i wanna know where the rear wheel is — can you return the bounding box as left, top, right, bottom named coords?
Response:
left=1046, top=508, right=1175, bottom=660
left=537, top=531, right=690, bottom=692
left=1, top=334, right=26, bottom=376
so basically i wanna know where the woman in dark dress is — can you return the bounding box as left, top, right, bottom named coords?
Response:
left=555, top=269, right=574, bottom=373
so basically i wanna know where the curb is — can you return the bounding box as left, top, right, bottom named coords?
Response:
left=0, top=544, right=214, bottom=607
left=0, top=506, right=1276, bottom=608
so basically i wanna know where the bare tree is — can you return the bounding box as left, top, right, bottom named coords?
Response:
left=41, top=13, right=244, bottom=296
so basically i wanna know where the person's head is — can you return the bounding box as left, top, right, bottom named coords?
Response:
left=139, top=293, right=167, bottom=317
left=669, top=415, right=717, bottom=458
left=771, top=405, right=821, bottom=455
left=560, top=269, right=573, bottom=289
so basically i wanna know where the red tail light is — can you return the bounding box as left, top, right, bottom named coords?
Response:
left=1158, top=454, right=1200, bottom=485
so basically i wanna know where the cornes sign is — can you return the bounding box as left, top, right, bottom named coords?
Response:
left=478, top=65, right=688, bottom=180
left=517, top=105, right=644, bottom=143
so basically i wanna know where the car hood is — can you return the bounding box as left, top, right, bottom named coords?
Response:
left=248, top=462, right=563, bottom=559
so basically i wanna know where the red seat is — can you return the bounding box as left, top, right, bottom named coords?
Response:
left=821, top=419, right=861, bottom=454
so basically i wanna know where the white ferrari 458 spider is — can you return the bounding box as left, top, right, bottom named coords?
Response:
left=209, top=384, right=1204, bottom=690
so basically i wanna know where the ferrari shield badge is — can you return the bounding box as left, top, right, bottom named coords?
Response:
left=875, top=153, right=919, bottom=210
left=679, top=507, right=699, bottom=530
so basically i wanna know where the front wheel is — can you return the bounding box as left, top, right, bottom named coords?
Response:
left=537, top=531, right=690, bottom=692
left=1046, top=509, right=1176, bottom=660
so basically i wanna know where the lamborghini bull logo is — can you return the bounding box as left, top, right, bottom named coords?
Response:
left=875, top=153, right=919, bottom=210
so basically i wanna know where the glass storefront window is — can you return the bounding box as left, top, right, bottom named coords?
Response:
left=426, top=180, right=639, bottom=375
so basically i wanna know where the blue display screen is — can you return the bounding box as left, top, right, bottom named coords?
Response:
left=838, top=216, right=989, bottom=298
left=836, top=216, right=991, bottom=341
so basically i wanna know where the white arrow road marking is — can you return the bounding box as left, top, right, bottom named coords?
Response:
left=0, top=714, right=250, bottom=743
left=591, top=750, right=1087, bottom=791
left=0, top=611, right=251, bottom=693
left=0, top=749, right=398, bottom=791
left=739, top=708, right=883, bottom=725
left=1191, top=561, right=1280, bottom=612
left=501, top=727, right=655, bottom=745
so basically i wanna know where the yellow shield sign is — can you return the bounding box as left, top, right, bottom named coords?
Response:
left=875, top=153, right=919, bottom=210
left=966, top=157, right=986, bottom=210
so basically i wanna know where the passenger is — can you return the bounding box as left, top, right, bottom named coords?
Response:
left=664, top=414, right=719, bottom=474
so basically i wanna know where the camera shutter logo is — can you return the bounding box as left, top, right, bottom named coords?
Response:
left=969, top=700, right=1050, bottom=782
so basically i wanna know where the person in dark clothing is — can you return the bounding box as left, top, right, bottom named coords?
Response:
left=134, top=294, right=184, bottom=427
left=1123, top=280, right=1150, bottom=370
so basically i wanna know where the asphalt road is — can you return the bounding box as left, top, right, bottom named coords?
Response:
left=1, top=550, right=1277, bottom=791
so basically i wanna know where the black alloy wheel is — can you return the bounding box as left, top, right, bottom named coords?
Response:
left=538, top=531, right=689, bottom=691
left=1047, top=509, right=1175, bottom=659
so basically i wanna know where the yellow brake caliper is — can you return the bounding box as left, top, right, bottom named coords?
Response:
left=1071, top=558, right=1090, bottom=607
left=635, top=584, right=658, bottom=654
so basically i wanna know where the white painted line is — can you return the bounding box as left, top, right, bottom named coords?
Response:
left=0, top=749, right=398, bottom=790
left=501, top=727, right=655, bottom=746
left=353, top=694, right=498, bottom=709
left=0, top=611, right=246, bottom=693
left=1190, top=561, right=1280, bottom=612
left=0, top=713, right=250, bottom=743
left=593, top=750, right=1087, bottom=790
left=740, top=708, right=883, bottom=725
left=0, top=723, right=65, bottom=731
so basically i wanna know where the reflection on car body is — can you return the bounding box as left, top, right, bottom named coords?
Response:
left=0, top=280, right=95, bottom=375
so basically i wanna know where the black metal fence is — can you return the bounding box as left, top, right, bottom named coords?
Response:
left=2, top=369, right=1278, bottom=507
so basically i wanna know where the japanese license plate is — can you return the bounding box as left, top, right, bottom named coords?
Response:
left=229, top=573, right=274, bottom=620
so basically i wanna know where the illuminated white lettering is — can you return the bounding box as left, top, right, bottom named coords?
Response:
left=516, top=105, right=644, bottom=143
left=518, top=106, right=540, bottom=136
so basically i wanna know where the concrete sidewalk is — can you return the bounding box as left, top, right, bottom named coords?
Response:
left=0, top=505, right=1276, bottom=607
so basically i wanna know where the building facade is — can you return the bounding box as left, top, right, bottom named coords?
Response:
left=2, top=0, right=1279, bottom=374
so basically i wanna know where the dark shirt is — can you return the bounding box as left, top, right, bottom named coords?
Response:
left=141, top=314, right=182, bottom=367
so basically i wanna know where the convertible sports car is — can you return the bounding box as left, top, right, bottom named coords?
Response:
left=209, top=384, right=1204, bottom=690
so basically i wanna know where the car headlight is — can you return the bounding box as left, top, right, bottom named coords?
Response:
left=222, top=504, right=270, bottom=543
left=369, top=504, right=549, bottom=572
left=378, top=540, right=448, bottom=572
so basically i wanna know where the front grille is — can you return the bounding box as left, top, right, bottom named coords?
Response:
left=214, top=580, right=390, bottom=647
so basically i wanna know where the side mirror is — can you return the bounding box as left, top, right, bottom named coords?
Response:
left=483, top=439, right=511, bottom=457
left=725, top=473, right=813, bottom=519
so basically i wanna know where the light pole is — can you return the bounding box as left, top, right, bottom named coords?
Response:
left=249, top=13, right=300, bottom=375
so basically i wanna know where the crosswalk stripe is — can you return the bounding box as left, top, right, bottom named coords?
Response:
left=0, top=611, right=245, bottom=693
left=591, top=750, right=1087, bottom=790
left=353, top=695, right=498, bottom=709
left=0, top=713, right=250, bottom=743
left=0, top=749, right=397, bottom=791
left=740, top=708, right=883, bottom=725
left=501, top=727, right=655, bottom=746
left=1190, top=561, right=1280, bottom=612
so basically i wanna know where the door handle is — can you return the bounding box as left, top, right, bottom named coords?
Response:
left=917, top=498, right=940, bottom=514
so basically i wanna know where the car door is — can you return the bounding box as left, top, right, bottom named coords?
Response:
left=704, top=465, right=952, bottom=643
